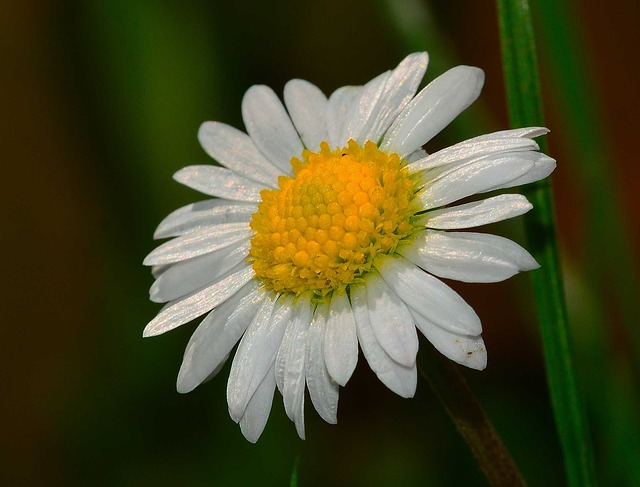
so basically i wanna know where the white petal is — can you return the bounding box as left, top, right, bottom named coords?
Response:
left=407, top=130, right=543, bottom=172
left=296, top=395, right=306, bottom=441
left=198, top=122, right=280, bottom=186
left=466, top=232, right=540, bottom=270
left=239, top=364, right=277, bottom=443
left=284, top=79, right=328, bottom=152
left=151, top=264, right=169, bottom=278
left=323, top=292, right=358, bottom=386
left=143, top=264, right=254, bottom=337
left=342, top=71, right=391, bottom=145
left=173, top=166, right=263, bottom=202
left=375, top=255, right=481, bottom=336
left=381, top=66, right=485, bottom=158
left=226, top=294, right=276, bottom=420
left=275, top=293, right=312, bottom=401
left=423, top=194, right=532, bottom=229
left=351, top=284, right=417, bottom=398
left=149, top=240, right=250, bottom=303
left=275, top=293, right=313, bottom=439
left=326, top=86, right=362, bottom=149
left=275, top=328, right=291, bottom=395
left=417, top=151, right=542, bottom=209
left=400, top=230, right=538, bottom=283
left=472, top=126, right=549, bottom=141
left=196, top=354, right=230, bottom=388
left=365, top=273, right=418, bottom=367
left=227, top=294, right=292, bottom=422
left=407, top=148, right=428, bottom=163
left=176, top=281, right=262, bottom=393
left=492, top=154, right=556, bottom=189
left=410, top=308, right=487, bottom=370
left=154, top=199, right=257, bottom=239
left=242, top=85, right=303, bottom=175
left=357, top=52, right=429, bottom=144
left=305, top=304, right=339, bottom=424
left=143, top=223, right=251, bottom=266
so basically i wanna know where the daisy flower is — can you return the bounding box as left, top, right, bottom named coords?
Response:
left=143, top=52, right=555, bottom=442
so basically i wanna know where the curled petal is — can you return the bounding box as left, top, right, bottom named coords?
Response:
left=238, top=364, right=277, bottom=443
left=143, top=223, right=251, bottom=266
left=150, top=241, right=250, bottom=303
left=154, top=200, right=257, bottom=240
left=275, top=292, right=313, bottom=439
left=422, top=194, right=532, bottom=229
left=375, top=255, right=481, bottom=336
left=174, top=166, right=263, bottom=202
left=382, top=65, right=484, bottom=157
left=351, top=284, right=417, bottom=398
left=227, top=294, right=291, bottom=422
left=410, top=308, right=487, bottom=371
left=357, top=52, right=429, bottom=144
left=323, top=292, right=358, bottom=386
left=176, top=281, right=262, bottom=393
left=417, top=152, right=546, bottom=209
left=306, top=304, right=339, bottom=424
left=143, top=265, right=254, bottom=337
left=399, top=230, right=538, bottom=283
left=364, top=273, right=418, bottom=367
left=408, top=127, right=547, bottom=172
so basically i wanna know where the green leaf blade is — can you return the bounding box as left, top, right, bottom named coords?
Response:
left=496, top=1, right=597, bottom=486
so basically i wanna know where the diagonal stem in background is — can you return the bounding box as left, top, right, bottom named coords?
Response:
left=420, top=347, right=526, bottom=487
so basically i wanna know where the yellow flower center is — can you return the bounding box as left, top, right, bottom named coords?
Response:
left=249, top=140, right=419, bottom=299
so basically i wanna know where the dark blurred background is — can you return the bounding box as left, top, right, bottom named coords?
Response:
left=2, top=0, right=639, bottom=485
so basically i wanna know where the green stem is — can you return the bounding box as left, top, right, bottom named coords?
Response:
left=534, top=0, right=640, bottom=367
left=496, top=1, right=596, bottom=486
left=420, top=347, right=526, bottom=487
left=533, top=16, right=640, bottom=484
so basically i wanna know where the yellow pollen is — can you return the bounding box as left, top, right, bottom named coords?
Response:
left=249, top=140, right=419, bottom=298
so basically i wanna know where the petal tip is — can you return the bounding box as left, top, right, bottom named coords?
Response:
left=176, top=369, right=197, bottom=394
left=198, top=120, right=216, bottom=137
left=176, top=382, right=195, bottom=395
left=240, top=427, right=261, bottom=444
left=530, top=127, right=550, bottom=137
left=152, top=228, right=167, bottom=240
left=142, top=323, right=159, bottom=338
left=172, top=166, right=195, bottom=186
left=228, top=406, right=242, bottom=424
left=456, top=65, right=485, bottom=86
left=404, top=51, right=429, bottom=68
left=142, top=251, right=157, bottom=266
left=463, top=342, right=487, bottom=370
left=525, top=259, right=542, bottom=272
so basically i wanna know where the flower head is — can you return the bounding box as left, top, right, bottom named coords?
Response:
left=143, top=52, right=555, bottom=442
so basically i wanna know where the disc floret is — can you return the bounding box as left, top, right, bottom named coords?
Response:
left=249, top=140, right=419, bottom=299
